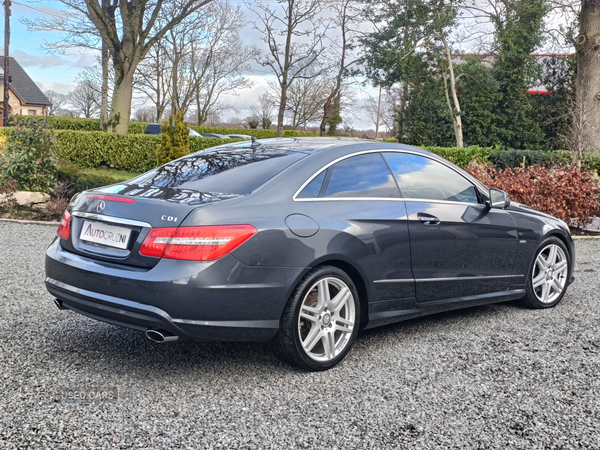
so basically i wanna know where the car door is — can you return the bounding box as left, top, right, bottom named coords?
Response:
left=382, top=152, right=519, bottom=303
left=294, top=152, right=415, bottom=313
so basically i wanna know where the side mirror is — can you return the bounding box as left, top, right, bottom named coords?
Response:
left=487, top=188, right=510, bottom=209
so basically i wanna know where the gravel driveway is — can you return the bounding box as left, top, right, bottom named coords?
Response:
left=1, top=221, right=599, bottom=449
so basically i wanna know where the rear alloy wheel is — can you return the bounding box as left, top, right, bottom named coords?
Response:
left=276, top=266, right=360, bottom=371
left=521, top=237, right=571, bottom=309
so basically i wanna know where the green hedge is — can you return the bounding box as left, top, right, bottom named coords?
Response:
left=16, top=116, right=320, bottom=137
left=11, top=115, right=101, bottom=132
left=424, top=146, right=494, bottom=169
left=54, top=130, right=240, bottom=172
left=56, top=161, right=120, bottom=198
left=5, top=121, right=600, bottom=176
left=188, top=127, right=318, bottom=138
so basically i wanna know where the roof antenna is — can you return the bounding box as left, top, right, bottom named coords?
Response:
left=250, top=136, right=261, bottom=153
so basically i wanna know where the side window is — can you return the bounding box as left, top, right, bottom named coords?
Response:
left=324, top=153, right=399, bottom=198
left=297, top=171, right=326, bottom=198
left=296, top=153, right=400, bottom=199
left=383, top=152, right=479, bottom=204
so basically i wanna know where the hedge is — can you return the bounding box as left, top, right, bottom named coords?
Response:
left=56, top=161, right=121, bottom=198
left=3, top=123, right=600, bottom=176
left=54, top=130, right=241, bottom=172
left=424, top=146, right=493, bottom=169
left=12, top=115, right=101, bottom=132
left=13, top=116, right=320, bottom=137
left=422, top=146, right=600, bottom=174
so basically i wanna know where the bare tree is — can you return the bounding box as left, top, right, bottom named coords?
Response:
left=67, top=79, right=101, bottom=118
left=268, top=78, right=327, bottom=130
left=134, top=2, right=254, bottom=126
left=27, top=0, right=214, bottom=133
left=248, top=0, right=328, bottom=136
left=135, top=42, right=173, bottom=122
left=250, top=93, right=277, bottom=129
left=319, top=0, right=362, bottom=136
left=133, top=106, right=156, bottom=123
left=45, top=90, right=68, bottom=116
left=364, top=87, right=403, bottom=135
left=193, top=2, right=257, bottom=125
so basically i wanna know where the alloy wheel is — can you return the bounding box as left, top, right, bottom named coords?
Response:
left=531, top=243, right=568, bottom=304
left=297, top=277, right=356, bottom=362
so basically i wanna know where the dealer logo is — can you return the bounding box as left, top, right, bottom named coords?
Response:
left=95, top=201, right=106, bottom=213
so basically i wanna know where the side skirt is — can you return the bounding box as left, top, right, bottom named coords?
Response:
left=364, top=289, right=525, bottom=330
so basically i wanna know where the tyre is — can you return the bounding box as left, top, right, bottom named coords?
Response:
left=275, top=265, right=360, bottom=371
left=521, top=236, right=571, bottom=309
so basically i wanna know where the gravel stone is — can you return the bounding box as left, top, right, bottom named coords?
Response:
left=1, top=221, right=599, bottom=449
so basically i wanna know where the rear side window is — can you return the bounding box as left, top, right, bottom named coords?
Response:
left=298, top=153, right=400, bottom=199
left=129, top=147, right=306, bottom=195
left=297, top=171, right=326, bottom=198
left=383, top=152, right=479, bottom=204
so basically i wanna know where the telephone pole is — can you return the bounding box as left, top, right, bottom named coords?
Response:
left=3, top=0, right=10, bottom=127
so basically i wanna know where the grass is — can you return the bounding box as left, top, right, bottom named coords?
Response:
left=79, top=166, right=142, bottom=182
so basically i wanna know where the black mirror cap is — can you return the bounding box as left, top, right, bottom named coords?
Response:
left=488, top=188, right=510, bottom=209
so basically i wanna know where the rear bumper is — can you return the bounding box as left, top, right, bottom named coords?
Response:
left=46, top=278, right=279, bottom=342
left=45, top=239, right=305, bottom=342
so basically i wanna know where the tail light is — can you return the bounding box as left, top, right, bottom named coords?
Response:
left=86, top=194, right=135, bottom=204
left=57, top=210, right=71, bottom=239
left=140, top=225, right=257, bottom=261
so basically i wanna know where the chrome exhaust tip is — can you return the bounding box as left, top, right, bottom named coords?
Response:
left=145, top=329, right=179, bottom=343
left=53, top=298, right=65, bottom=310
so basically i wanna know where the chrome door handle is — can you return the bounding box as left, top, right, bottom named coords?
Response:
left=417, top=213, right=440, bottom=225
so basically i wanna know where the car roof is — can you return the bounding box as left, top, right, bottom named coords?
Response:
left=226, top=137, right=439, bottom=157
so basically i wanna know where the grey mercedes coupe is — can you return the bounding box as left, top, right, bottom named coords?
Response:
left=45, top=138, right=574, bottom=370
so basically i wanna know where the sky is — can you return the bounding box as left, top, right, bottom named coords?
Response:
left=4, top=1, right=577, bottom=131
left=4, top=0, right=379, bottom=130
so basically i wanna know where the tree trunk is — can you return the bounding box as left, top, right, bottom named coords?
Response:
left=109, top=66, right=136, bottom=133
left=441, top=35, right=463, bottom=148
left=397, top=81, right=408, bottom=141
left=99, top=42, right=109, bottom=130
left=276, top=85, right=287, bottom=137
left=574, top=0, right=600, bottom=153
left=156, top=46, right=162, bottom=123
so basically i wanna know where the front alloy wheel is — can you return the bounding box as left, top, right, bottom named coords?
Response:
left=522, top=236, right=571, bottom=309
left=276, top=266, right=360, bottom=371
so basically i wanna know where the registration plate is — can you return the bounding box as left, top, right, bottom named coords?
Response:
left=79, top=220, right=132, bottom=250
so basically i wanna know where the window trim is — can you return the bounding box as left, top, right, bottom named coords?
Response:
left=293, top=149, right=486, bottom=204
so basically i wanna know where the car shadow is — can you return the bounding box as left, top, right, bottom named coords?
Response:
left=39, top=298, right=531, bottom=378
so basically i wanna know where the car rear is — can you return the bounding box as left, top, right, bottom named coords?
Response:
left=45, top=141, right=312, bottom=342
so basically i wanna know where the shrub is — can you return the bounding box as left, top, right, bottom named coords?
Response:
left=0, top=176, right=18, bottom=210
left=156, top=111, right=190, bottom=165
left=11, top=116, right=102, bottom=132
left=424, top=146, right=493, bottom=169
left=465, top=161, right=600, bottom=226
left=56, top=161, right=118, bottom=198
left=0, top=117, right=58, bottom=193
left=54, top=130, right=240, bottom=172
left=48, top=180, right=72, bottom=220
left=128, top=122, right=147, bottom=134
left=488, top=149, right=556, bottom=169
left=0, top=130, right=8, bottom=151
left=189, top=127, right=318, bottom=139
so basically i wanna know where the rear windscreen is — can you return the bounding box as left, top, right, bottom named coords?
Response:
left=128, top=146, right=306, bottom=195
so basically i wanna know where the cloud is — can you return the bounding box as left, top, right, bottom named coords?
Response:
left=11, top=49, right=98, bottom=70
left=35, top=80, right=76, bottom=95
left=11, top=50, right=70, bottom=69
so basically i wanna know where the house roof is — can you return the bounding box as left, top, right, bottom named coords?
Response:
left=0, top=57, right=50, bottom=106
